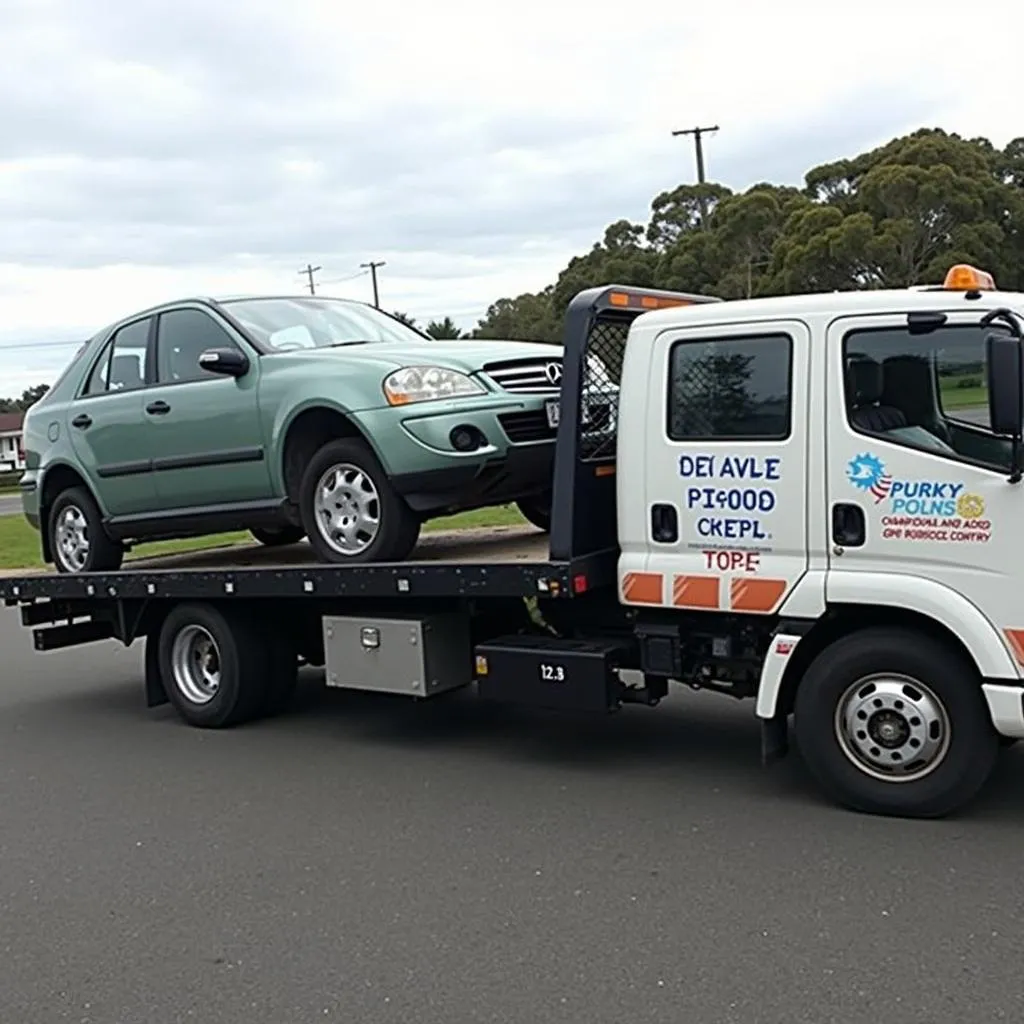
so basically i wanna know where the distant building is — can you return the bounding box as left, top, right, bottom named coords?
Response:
left=0, top=412, right=26, bottom=473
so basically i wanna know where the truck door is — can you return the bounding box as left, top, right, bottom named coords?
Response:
left=634, top=318, right=811, bottom=615
left=825, top=311, right=1024, bottom=642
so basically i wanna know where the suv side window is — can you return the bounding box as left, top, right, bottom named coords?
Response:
left=82, top=320, right=150, bottom=396
left=843, top=324, right=1010, bottom=469
left=156, top=308, right=242, bottom=385
left=667, top=333, right=792, bottom=441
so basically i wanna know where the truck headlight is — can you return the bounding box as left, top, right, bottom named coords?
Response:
left=383, top=366, right=486, bottom=406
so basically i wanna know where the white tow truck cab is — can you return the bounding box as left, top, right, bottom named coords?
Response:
left=614, top=264, right=1024, bottom=814
left=5, top=266, right=1024, bottom=819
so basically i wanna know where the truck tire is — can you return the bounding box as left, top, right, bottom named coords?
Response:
left=250, top=525, right=305, bottom=547
left=299, top=437, right=420, bottom=564
left=157, top=603, right=270, bottom=728
left=516, top=492, right=552, bottom=533
left=793, top=628, right=998, bottom=818
left=48, top=485, right=123, bottom=573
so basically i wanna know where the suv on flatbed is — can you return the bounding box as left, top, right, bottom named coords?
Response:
left=19, top=294, right=579, bottom=572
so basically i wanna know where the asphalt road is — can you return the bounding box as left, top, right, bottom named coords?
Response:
left=0, top=492, right=22, bottom=517
left=3, top=607, right=1024, bottom=1024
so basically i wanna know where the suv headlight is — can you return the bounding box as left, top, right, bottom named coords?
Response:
left=383, top=366, right=486, bottom=406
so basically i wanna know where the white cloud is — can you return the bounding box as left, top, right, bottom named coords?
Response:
left=1, top=0, right=1021, bottom=398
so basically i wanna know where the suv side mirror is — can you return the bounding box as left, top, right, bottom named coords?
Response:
left=986, top=333, right=1023, bottom=437
left=199, top=347, right=249, bottom=378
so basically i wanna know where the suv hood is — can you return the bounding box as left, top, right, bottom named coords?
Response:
left=283, top=339, right=563, bottom=375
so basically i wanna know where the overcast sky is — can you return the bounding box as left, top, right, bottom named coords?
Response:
left=1, top=0, right=1020, bottom=398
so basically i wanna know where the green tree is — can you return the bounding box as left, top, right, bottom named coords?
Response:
left=478, top=126, right=1024, bottom=323
left=391, top=311, right=417, bottom=328
left=471, top=287, right=561, bottom=342
left=0, top=384, right=49, bottom=412
left=424, top=317, right=464, bottom=339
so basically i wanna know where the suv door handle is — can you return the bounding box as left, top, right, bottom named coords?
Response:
left=146, top=400, right=171, bottom=415
left=71, top=414, right=92, bottom=429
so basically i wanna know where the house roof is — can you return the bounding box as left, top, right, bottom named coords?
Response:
left=0, top=412, right=25, bottom=433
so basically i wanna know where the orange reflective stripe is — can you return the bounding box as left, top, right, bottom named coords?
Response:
left=622, top=571, right=663, bottom=604
left=671, top=574, right=720, bottom=609
left=730, top=578, right=787, bottom=613
left=1004, top=629, right=1024, bottom=666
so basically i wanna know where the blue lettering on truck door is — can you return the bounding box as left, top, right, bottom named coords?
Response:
left=679, top=454, right=782, bottom=548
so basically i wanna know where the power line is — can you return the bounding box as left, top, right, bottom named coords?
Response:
left=0, top=339, right=84, bottom=353
left=360, top=260, right=386, bottom=308
left=320, top=269, right=370, bottom=286
left=298, top=262, right=322, bottom=295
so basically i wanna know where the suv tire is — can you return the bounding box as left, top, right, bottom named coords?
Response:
left=516, top=492, right=552, bottom=533
left=299, top=437, right=420, bottom=564
left=48, top=485, right=124, bottom=573
left=250, top=525, right=305, bottom=547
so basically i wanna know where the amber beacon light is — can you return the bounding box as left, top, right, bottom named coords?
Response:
left=942, top=264, right=997, bottom=291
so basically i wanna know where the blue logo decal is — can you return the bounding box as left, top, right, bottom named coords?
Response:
left=846, top=452, right=892, bottom=503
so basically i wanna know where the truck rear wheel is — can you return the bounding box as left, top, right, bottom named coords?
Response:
left=793, top=628, right=998, bottom=818
left=157, top=603, right=270, bottom=728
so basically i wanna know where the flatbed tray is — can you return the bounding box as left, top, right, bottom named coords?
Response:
left=0, top=526, right=615, bottom=602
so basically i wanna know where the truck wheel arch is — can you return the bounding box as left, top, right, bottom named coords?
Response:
left=761, top=582, right=1019, bottom=721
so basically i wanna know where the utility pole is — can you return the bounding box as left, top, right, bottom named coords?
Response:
left=671, top=124, right=719, bottom=184
left=299, top=263, right=322, bottom=295
left=360, top=260, right=386, bottom=308
left=671, top=124, right=719, bottom=229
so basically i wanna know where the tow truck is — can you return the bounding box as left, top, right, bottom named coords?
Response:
left=4, top=265, right=1024, bottom=819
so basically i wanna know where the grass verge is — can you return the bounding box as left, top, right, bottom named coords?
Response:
left=0, top=503, right=525, bottom=572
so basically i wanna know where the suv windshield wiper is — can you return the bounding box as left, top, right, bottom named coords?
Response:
left=323, top=339, right=373, bottom=348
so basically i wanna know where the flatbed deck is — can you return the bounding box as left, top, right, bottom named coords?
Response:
left=0, top=526, right=615, bottom=602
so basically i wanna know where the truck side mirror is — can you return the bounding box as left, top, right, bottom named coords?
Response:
left=986, top=333, right=1023, bottom=437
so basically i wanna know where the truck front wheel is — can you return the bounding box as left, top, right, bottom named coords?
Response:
left=157, top=603, right=270, bottom=728
left=793, top=627, right=998, bottom=818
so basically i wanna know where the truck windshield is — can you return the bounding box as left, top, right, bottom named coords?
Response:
left=220, top=297, right=430, bottom=352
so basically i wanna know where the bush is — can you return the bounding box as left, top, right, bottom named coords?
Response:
left=0, top=470, right=22, bottom=490
left=956, top=377, right=982, bottom=389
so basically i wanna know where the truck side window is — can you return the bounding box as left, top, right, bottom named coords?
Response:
left=667, top=334, right=792, bottom=441
left=843, top=325, right=1010, bottom=470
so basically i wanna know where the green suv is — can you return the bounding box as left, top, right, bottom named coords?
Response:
left=19, top=295, right=572, bottom=572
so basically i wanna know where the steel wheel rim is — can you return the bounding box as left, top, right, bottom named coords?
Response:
left=313, top=462, right=381, bottom=556
left=834, top=672, right=951, bottom=783
left=170, top=625, right=222, bottom=705
left=55, top=505, right=90, bottom=572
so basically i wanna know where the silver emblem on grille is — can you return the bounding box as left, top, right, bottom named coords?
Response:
left=544, top=362, right=562, bottom=385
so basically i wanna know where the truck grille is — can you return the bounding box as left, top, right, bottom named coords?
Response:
left=498, top=410, right=556, bottom=443
left=485, top=359, right=562, bottom=394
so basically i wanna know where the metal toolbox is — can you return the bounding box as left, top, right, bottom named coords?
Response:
left=321, top=613, right=472, bottom=698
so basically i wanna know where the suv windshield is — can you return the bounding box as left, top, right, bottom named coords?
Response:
left=220, top=297, right=429, bottom=352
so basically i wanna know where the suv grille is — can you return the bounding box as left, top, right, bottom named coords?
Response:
left=485, top=359, right=562, bottom=394
left=498, top=410, right=556, bottom=443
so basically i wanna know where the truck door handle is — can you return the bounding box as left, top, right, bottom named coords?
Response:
left=832, top=503, right=866, bottom=547
left=650, top=503, right=679, bottom=543
left=146, top=400, right=171, bottom=415
left=71, top=414, right=92, bottom=429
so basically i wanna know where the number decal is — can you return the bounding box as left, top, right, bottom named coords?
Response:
left=539, top=663, right=566, bottom=683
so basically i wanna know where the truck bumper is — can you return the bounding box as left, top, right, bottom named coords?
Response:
left=982, top=684, right=1024, bottom=738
